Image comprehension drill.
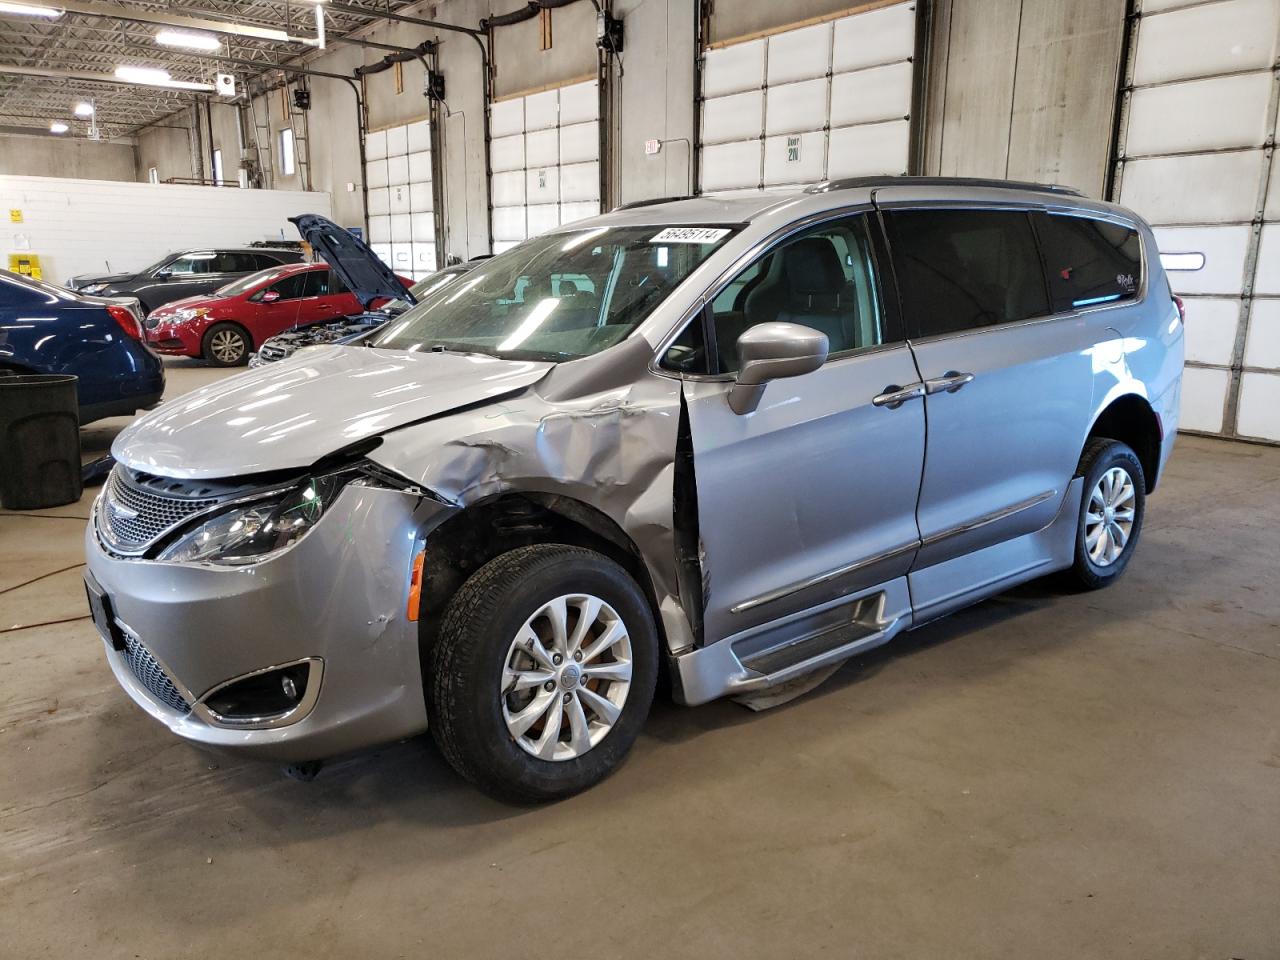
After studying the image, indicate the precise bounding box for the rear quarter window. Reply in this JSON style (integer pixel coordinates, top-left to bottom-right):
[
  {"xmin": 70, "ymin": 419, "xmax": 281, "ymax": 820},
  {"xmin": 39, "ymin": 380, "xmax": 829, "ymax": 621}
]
[
  {"xmin": 1033, "ymin": 213, "xmax": 1142, "ymax": 312},
  {"xmin": 884, "ymin": 208, "xmax": 1050, "ymax": 336}
]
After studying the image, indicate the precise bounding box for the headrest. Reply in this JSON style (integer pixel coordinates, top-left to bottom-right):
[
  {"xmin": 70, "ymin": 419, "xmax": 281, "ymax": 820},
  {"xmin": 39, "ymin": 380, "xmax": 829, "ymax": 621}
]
[{"xmin": 782, "ymin": 238, "xmax": 846, "ymax": 298}]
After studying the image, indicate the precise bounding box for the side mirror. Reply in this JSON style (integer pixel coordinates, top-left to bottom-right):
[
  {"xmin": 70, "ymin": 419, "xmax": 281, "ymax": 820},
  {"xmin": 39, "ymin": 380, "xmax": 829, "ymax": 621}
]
[
  {"xmin": 260, "ymin": 290, "xmax": 281, "ymax": 303},
  {"xmin": 728, "ymin": 322, "xmax": 829, "ymax": 415},
  {"xmin": 154, "ymin": 270, "xmax": 172, "ymax": 281}
]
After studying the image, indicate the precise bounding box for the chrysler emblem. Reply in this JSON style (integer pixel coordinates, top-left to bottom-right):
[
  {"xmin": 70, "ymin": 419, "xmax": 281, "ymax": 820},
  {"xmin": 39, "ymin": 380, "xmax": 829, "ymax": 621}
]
[{"xmin": 106, "ymin": 491, "xmax": 139, "ymax": 521}]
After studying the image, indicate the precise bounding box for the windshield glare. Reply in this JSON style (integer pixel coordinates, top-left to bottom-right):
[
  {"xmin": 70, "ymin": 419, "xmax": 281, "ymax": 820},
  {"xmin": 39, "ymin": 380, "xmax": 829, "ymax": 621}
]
[{"xmin": 371, "ymin": 225, "xmax": 735, "ymax": 361}]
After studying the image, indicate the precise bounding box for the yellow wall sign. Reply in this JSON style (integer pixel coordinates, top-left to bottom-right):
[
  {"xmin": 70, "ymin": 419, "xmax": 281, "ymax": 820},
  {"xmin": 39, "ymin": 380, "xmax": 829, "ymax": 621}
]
[
  {"xmin": 8, "ymin": 253, "xmax": 42, "ymax": 280},
  {"xmin": 9, "ymin": 209, "xmax": 22, "ymax": 223}
]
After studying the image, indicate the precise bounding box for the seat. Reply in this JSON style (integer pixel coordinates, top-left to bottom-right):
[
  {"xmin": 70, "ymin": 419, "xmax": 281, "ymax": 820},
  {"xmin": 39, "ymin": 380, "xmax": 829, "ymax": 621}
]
[{"xmin": 727, "ymin": 237, "xmax": 853, "ymax": 368}]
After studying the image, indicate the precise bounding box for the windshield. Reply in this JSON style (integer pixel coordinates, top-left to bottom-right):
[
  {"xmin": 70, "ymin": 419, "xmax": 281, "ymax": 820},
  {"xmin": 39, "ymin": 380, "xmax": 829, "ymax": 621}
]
[
  {"xmin": 371, "ymin": 224, "xmax": 736, "ymax": 361},
  {"xmin": 139, "ymin": 254, "xmax": 176, "ymax": 275},
  {"xmin": 216, "ymin": 267, "xmax": 290, "ymax": 298},
  {"xmin": 377, "ymin": 267, "xmax": 470, "ymax": 314}
]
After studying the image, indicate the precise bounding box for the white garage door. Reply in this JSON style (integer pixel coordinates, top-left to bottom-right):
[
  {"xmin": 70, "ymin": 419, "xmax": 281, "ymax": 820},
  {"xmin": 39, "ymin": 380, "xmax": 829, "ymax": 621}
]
[
  {"xmin": 489, "ymin": 79, "xmax": 601, "ymax": 254},
  {"xmin": 1113, "ymin": 0, "xmax": 1280, "ymax": 442},
  {"xmin": 366, "ymin": 118, "xmax": 438, "ymax": 281},
  {"xmin": 699, "ymin": 1, "xmax": 917, "ymax": 193}
]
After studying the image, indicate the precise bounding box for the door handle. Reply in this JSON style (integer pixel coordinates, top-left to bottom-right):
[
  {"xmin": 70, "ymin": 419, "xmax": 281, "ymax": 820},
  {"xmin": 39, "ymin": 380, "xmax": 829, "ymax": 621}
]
[
  {"xmin": 872, "ymin": 383, "xmax": 926, "ymax": 409},
  {"xmin": 924, "ymin": 370, "xmax": 975, "ymax": 395}
]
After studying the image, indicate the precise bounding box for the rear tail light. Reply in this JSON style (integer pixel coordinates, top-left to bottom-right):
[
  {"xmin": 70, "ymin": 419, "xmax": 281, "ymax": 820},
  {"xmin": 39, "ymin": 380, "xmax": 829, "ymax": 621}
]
[
  {"xmin": 106, "ymin": 304, "xmax": 143, "ymax": 340},
  {"xmin": 1172, "ymin": 295, "xmax": 1185, "ymax": 324}
]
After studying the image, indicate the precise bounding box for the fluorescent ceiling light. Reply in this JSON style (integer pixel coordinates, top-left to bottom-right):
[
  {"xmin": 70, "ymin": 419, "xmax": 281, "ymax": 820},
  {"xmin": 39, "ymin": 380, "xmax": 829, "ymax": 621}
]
[
  {"xmin": 0, "ymin": 2, "xmax": 63, "ymax": 18},
  {"xmin": 73, "ymin": 101, "xmax": 93, "ymax": 117},
  {"xmin": 155, "ymin": 29, "xmax": 221, "ymax": 51},
  {"xmin": 114, "ymin": 65, "xmax": 214, "ymax": 90},
  {"xmin": 49, "ymin": 120, "xmax": 68, "ymax": 133}
]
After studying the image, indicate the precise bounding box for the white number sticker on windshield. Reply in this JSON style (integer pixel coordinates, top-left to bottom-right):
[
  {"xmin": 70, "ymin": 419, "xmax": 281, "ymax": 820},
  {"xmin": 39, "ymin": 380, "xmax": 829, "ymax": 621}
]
[{"xmin": 649, "ymin": 227, "xmax": 730, "ymax": 244}]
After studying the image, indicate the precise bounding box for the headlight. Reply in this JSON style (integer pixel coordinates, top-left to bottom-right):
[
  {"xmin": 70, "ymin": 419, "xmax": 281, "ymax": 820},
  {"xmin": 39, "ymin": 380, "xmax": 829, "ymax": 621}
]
[
  {"xmin": 170, "ymin": 307, "xmax": 207, "ymax": 324},
  {"xmin": 158, "ymin": 471, "xmax": 364, "ymax": 565},
  {"xmin": 82, "ymin": 282, "xmax": 108, "ymax": 294}
]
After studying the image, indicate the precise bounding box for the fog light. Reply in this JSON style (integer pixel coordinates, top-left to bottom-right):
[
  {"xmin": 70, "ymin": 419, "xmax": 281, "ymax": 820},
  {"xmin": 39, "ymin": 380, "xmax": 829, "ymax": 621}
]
[{"xmin": 200, "ymin": 659, "xmax": 320, "ymax": 727}]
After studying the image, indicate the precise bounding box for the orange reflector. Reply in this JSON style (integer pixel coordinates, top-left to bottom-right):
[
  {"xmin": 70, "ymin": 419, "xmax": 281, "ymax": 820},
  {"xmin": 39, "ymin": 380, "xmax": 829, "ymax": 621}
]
[{"xmin": 406, "ymin": 549, "xmax": 426, "ymax": 621}]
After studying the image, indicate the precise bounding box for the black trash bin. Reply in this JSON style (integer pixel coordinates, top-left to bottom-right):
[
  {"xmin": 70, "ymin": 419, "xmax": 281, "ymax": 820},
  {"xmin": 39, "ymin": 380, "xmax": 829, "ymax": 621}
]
[{"xmin": 0, "ymin": 374, "xmax": 82, "ymax": 510}]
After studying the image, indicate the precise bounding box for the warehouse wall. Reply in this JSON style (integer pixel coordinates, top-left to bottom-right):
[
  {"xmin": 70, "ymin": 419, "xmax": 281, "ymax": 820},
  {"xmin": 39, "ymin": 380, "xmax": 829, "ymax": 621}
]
[
  {"xmin": 0, "ymin": 175, "xmax": 331, "ymax": 284},
  {"xmin": 207, "ymin": 102, "xmax": 242, "ymax": 184},
  {"xmin": 614, "ymin": 0, "xmax": 698, "ymax": 204},
  {"xmin": 923, "ymin": 0, "xmax": 1127, "ymax": 197},
  {"xmin": 136, "ymin": 121, "xmax": 194, "ymax": 184},
  {"xmin": 225, "ymin": 0, "xmax": 1133, "ymax": 252},
  {"xmin": 0, "ymin": 135, "xmax": 138, "ymax": 182}
]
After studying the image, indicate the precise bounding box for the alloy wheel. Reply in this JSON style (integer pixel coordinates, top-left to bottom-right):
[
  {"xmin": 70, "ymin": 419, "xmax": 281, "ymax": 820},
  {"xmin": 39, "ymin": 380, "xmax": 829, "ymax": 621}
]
[
  {"xmin": 210, "ymin": 329, "xmax": 244, "ymax": 364},
  {"xmin": 500, "ymin": 593, "xmax": 633, "ymax": 762},
  {"xmin": 1085, "ymin": 466, "xmax": 1136, "ymax": 567}
]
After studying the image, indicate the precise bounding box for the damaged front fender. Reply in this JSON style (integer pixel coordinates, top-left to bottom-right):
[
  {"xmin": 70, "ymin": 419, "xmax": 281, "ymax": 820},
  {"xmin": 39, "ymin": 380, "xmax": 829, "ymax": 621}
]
[{"xmin": 369, "ymin": 337, "xmax": 698, "ymax": 656}]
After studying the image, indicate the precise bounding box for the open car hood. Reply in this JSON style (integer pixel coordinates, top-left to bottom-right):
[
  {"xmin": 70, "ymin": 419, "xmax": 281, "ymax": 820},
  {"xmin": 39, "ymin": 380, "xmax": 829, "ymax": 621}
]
[
  {"xmin": 112, "ymin": 345, "xmax": 553, "ymax": 479},
  {"xmin": 291, "ymin": 214, "xmax": 414, "ymax": 310}
]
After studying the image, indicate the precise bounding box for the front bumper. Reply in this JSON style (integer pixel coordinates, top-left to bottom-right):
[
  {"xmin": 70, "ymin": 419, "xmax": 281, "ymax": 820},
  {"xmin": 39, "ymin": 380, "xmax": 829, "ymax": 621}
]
[
  {"xmin": 144, "ymin": 321, "xmax": 201, "ymax": 356},
  {"xmin": 84, "ymin": 483, "xmax": 454, "ymax": 762}
]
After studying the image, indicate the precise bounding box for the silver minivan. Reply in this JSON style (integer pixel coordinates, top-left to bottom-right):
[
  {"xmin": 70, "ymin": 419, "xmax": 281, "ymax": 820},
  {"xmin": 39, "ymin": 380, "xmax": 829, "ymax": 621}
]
[{"xmin": 84, "ymin": 178, "xmax": 1184, "ymax": 801}]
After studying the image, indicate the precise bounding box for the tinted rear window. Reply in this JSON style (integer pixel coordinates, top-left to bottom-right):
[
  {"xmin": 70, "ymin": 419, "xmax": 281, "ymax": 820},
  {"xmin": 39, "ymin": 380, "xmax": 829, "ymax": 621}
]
[
  {"xmin": 885, "ymin": 209, "xmax": 1049, "ymax": 337},
  {"xmin": 1034, "ymin": 213, "xmax": 1142, "ymax": 312}
]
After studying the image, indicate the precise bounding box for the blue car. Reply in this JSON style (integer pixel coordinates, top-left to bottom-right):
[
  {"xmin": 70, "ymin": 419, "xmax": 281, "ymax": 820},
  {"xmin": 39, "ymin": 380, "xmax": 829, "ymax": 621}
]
[{"xmin": 0, "ymin": 270, "xmax": 165, "ymax": 424}]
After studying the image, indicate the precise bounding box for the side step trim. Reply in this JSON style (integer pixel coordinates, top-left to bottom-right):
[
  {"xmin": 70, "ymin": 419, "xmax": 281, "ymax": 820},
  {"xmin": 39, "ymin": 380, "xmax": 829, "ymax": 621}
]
[{"xmin": 670, "ymin": 578, "xmax": 914, "ymax": 707}]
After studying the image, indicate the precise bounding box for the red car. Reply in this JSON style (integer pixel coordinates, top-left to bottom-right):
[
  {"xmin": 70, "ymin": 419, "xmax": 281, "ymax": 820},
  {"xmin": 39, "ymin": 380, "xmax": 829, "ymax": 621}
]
[{"xmin": 144, "ymin": 262, "xmax": 411, "ymax": 366}]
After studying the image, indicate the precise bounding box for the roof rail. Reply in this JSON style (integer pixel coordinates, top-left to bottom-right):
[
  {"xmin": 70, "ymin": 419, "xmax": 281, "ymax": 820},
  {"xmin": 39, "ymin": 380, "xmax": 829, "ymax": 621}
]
[
  {"xmin": 805, "ymin": 176, "xmax": 1085, "ymax": 198},
  {"xmin": 611, "ymin": 194, "xmax": 694, "ymax": 211}
]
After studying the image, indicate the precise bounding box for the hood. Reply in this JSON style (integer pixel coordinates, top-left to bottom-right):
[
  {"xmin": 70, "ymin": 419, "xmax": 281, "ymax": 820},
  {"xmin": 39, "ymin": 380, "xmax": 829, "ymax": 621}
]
[
  {"xmin": 111, "ymin": 345, "xmax": 553, "ymax": 479},
  {"xmin": 70, "ymin": 271, "xmax": 134, "ymax": 289},
  {"xmin": 290, "ymin": 214, "xmax": 413, "ymax": 310},
  {"xmin": 149, "ymin": 294, "xmax": 212, "ymax": 315}
]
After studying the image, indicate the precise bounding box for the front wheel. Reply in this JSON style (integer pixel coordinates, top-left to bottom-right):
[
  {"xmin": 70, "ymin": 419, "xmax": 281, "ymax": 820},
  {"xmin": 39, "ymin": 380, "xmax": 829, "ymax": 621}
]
[
  {"xmin": 428, "ymin": 544, "xmax": 658, "ymax": 803},
  {"xmin": 202, "ymin": 322, "xmax": 251, "ymax": 366},
  {"xmin": 1066, "ymin": 438, "xmax": 1146, "ymax": 590}
]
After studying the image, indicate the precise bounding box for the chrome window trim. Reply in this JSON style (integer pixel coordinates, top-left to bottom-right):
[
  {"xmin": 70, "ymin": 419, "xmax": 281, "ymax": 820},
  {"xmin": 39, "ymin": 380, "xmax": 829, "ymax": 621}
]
[
  {"xmin": 647, "ymin": 198, "xmax": 1151, "ymax": 378},
  {"xmin": 647, "ymin": 202, "xmax": 880, "ymax": 381}
]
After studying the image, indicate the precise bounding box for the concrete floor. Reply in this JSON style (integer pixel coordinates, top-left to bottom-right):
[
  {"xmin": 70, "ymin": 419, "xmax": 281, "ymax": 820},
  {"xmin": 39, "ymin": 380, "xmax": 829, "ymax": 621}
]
[{"xmin": 2, "ymin": 359, "xmax": 1278, "ymax": 959}]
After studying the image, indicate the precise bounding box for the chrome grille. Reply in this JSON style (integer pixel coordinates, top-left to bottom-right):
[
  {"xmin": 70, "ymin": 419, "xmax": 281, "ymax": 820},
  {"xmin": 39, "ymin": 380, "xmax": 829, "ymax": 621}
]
[
  {"xmin": 257, "ymin": 342, "xmax": 288, "ymax": 362},
  {"xmin": 119, "ymin": 631, "xmax": 190, "ymax": 714},
  {"xmin": 99, "ymin": 467, "xmax": 220, "ymax": 555}
]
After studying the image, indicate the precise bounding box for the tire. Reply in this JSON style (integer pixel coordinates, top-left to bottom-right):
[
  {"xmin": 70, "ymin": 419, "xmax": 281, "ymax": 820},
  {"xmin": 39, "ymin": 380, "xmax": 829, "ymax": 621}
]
[
  {"xmin": 202, "ymin": 322, "xmax": 251, "ymax": 366},
  {"xmin": 429, "ymin": 544, "xmax": 659, "ymax": 803},
  {"xmin": 1066, "ymin": 438, "xmax": 1146, "ymax": 590}
]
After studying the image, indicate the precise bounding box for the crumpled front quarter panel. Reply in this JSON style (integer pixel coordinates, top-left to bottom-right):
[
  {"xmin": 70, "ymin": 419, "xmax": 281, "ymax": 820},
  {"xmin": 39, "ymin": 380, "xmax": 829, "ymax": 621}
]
[{"xmin": 368, "ymin": 367, "xmax": 689, "ymax": 649}]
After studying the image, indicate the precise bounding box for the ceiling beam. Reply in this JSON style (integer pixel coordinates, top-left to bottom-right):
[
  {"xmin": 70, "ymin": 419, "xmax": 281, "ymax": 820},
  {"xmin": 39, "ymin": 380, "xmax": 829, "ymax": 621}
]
[
  {"xmin": 5, "ymin": 0, "xmax": 313, "ymax": 43},
  {"xmin": 322, "ymin": 1, "xmax": 485, "ymax": 38},
  {"xmin": 0, "ymin": 1, "xmax": 433, "ymax": 53},
  {"xmin": 0, "ymin": 62, "xmax": 206, "ymax": 93}
]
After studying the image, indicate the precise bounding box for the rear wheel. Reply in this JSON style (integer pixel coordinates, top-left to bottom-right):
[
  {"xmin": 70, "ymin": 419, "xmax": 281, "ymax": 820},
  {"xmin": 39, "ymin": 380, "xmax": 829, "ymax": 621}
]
[
  {"xmin": 1066, "ymin": 438, "xmax": 1146, "ymax": 590},
  {"xmin": 202, "ymin": 323, "xmax": 251, "ymax": 366},
  {"xmin": 428, "ymin": 544, "xmax": 658, "ymax": 803}
]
